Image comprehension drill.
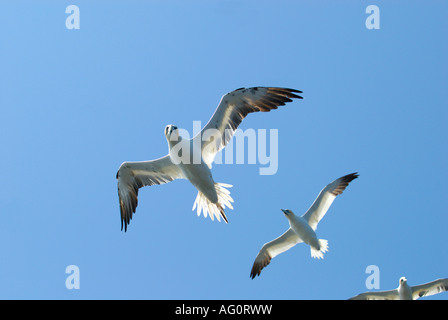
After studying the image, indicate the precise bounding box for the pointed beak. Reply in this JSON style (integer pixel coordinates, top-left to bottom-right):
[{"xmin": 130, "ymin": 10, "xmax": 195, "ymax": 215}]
[{"xmin": 281, "ymin": 209, "xmax": 287, "ymax": 215}]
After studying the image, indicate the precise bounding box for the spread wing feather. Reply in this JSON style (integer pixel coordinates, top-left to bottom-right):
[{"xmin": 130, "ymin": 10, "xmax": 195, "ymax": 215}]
[
  {"xmin": 116, "ymin": 155, "xmax": 184, "ymax": 231},
  {"xmin": 196, "ymin": 87, "xmax": 303, "ymax": 166}
]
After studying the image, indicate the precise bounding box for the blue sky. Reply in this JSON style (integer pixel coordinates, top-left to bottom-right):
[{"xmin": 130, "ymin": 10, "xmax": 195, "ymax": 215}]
[{"xmin": 0, "ymin": 1, "xmax": 447, "ymax": 299}]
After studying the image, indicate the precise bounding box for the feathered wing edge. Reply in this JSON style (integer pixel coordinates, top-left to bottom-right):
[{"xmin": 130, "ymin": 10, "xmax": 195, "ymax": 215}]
[
  {"xmin": 198, "ymin": 87, "xmax": 303, "ymax": 166},
  {"xmin": 117, "ymin": 155, "xmax": 184, "ymax": 231},
  {"xmin": 303, "ymin": 172, "xmax": 359, "ymax": 230},
  {"xmin": 250, "ymin": 228, "xmax": 302, "ymax": 279}
]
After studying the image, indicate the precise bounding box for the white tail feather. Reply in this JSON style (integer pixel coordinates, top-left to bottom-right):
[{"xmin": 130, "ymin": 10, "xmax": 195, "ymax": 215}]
[
  {"xmin": 192, "ymin": 183, "xmax": 234, "ymax": 222},
  {"xmin": 310, "ymin": 239, "xmax": 329, "ymax": 259}
]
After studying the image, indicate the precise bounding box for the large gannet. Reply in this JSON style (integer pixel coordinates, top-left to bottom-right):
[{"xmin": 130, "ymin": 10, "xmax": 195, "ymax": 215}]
[
  {"xmin": 116, "ymin": 87, "xmax": 303, "ymax": 231},
  {"xmin": 349, "ymin": 277, "xmax": 448, "ymax": 300},
  {"xmin": 250, "ymin": 173, "xmax": 358, "ymax": 279}
]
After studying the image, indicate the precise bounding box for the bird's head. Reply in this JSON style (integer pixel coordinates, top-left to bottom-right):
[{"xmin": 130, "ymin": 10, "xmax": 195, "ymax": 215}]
[
  {"xmin": 399, "ymin": 277, "xmax": 408, "ymax": 286},
  {"xmin": 164, "ymin": 124, "xmax": 180, "ymax": 142},
  {"xmin": 281, "ymin": 209, "xmax": 294, "ymax": 218}
]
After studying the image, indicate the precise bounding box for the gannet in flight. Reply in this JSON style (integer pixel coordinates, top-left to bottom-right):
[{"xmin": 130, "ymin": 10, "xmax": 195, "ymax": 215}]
[
  {"xmin": 250, "ymin": 172, "xmax": 358, "ymax": 279},
  {"xmin": 349, "ymin": 277, "xmax": 448, "ymax": 300},
  {"xmin": 116, "ymin": 87, "xmax": 303, "ymax": 231}
]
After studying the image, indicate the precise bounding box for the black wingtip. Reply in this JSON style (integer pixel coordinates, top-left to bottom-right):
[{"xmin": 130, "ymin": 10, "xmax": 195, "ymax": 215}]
[
  {"xmin": 331, "ymin": 172, "xmax": 359, "ymax": 196},
  {"xmin": 344, "ymin": 172, "xmax": 360, "ymax": 181},
  {"xmin": 237, "ymin": 86, "xmax": 304, "ymax": 99},
  {"xmin": 267, "ymin": 87, "xmax": 304, "ymax": 99},
  {"xmin": 121, "ymin": 216, "xmax": 128, "ymax": 232}
]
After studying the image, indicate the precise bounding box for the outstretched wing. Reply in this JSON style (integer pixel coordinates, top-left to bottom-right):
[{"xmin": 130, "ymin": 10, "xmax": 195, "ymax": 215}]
[
  {"xmin": 250, "ymin": 228, "xmax": 303, "ymax": 279},
  {"xmin": 411, "ymin": 278, "xmax": 448, "ymax": 299},
  {"xmin": 116, "ymin": 155, "xmax": 184, "ymax": 231},
  {"xmin": 196, "ymin": 87, "xmax": 303, "ymax": 167},
  {"xmin": 349, "ymin": 289, "xmax": 399, "ymax": 300},
  {"xmin": 303, "ymin": 173, "xmax": 359, "ymax": 230}
]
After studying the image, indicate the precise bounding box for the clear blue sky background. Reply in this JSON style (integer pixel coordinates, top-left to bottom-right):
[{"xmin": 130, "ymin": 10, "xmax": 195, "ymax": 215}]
[{"xmin": 0, "ymin": 1, "xmax": 447, "ymax": 300}]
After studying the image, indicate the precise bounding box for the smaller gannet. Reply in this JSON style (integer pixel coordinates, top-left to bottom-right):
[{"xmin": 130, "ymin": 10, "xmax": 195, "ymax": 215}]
[
  {"xmin": 349, "ymin": 277, "xmax": 448, "ymax": 300},
  {"xmin": 250, "ymin": 173, "xmax": 359, "ymax": 279}
]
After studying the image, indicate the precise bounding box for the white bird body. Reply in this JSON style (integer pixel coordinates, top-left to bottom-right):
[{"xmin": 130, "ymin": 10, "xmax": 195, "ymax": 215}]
[
  {"xmin": 398, "ymin": 280, "xmax": 413, "ymax": 300},
  {"xmin": 179, "ymin": 162, "xmax": 217, "ymax": 203},
  {"xmin": 350, "ymin": 276, "xmax": 448, "ymax": 300},
  {"xmin": 117, "ymin": 87, "xmax": 303, "ymax": 231},
  {"xmin": 167, "ymin": 134, "xmax": 218, "ymax": 203},
  {"xmin": 250, "ymin": 172, "xmax": 358, "ymax": 279},
  {"xmin": 286, "ymin": 213, "xmax": 320, "ymax": 252}
]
